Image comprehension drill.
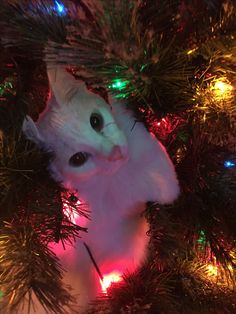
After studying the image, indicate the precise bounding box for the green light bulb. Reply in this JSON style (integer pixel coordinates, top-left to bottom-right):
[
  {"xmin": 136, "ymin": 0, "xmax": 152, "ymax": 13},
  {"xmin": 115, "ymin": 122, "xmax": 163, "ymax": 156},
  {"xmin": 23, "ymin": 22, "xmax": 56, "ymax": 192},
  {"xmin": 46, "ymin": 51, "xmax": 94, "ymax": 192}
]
[
  {"xmin": 197, "ymin": 230, "xmax": 207, "ymax": 244},
  {"xmin": 109, "ymin": 79, "xmax": 127, "ymax": 91}
]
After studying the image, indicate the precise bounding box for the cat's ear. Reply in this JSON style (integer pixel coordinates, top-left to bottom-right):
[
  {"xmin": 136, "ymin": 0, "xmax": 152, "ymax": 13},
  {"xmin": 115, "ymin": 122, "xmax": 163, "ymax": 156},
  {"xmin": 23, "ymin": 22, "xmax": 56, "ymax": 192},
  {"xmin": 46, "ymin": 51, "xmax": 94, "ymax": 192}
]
[
  {"xmin": 47, "ymin": 66, "xmax": 87, "ymax": 105},
  {"xmin": 22, "ymin": 115, "xmax": 44, "ymax": 145}
]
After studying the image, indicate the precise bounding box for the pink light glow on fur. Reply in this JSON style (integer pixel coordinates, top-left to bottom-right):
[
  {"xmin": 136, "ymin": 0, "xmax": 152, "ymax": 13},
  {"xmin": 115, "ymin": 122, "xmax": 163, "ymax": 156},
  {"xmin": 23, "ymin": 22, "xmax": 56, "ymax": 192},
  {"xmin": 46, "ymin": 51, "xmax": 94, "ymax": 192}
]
[{"xmin": 100, "ymin": 271, "xmax": 123, "ymax": 293}]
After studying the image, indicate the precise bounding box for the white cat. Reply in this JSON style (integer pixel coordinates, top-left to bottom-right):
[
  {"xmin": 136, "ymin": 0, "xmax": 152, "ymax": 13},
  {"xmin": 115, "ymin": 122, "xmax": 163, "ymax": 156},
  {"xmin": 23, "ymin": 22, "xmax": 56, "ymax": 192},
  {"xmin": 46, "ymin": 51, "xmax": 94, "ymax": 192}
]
[{"xmin": 23, "ymin": 67, "xmax": 179, "ymax": 313}]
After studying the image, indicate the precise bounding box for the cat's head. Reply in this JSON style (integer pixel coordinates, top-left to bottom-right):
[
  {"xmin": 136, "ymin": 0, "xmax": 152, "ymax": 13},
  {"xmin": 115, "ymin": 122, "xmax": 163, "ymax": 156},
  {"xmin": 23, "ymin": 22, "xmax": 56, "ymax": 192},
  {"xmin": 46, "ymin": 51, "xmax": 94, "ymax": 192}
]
[{"xmin": 23, "ymin": 67, "xmax": 129, "ymax": 184}]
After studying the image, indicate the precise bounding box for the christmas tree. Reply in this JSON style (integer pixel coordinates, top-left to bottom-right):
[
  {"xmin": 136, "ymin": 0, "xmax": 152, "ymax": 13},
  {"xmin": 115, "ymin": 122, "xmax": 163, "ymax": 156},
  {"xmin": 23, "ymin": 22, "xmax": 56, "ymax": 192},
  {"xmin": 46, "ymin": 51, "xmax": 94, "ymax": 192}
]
[{"xmin": 0, "ymin": 0, "xmax": 235, "ymax": 313}]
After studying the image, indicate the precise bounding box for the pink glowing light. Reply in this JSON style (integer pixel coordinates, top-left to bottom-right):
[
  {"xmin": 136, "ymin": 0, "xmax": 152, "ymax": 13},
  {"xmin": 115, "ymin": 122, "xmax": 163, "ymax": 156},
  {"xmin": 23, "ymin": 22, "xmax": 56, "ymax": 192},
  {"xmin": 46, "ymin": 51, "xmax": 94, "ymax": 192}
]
[
  {"xmin": 100, "ymin": 271, "xmax": 123, "ymax": 293},
  {"xmin": 52, "ymin": 192, "xmax": 85, "ymax": 256},
  {"xmin": 63, "ymin": 201, "xmax": 79, "ymax": 224},
  {"xmin": 61, "ymin": 192, "xmax": 81, "ymax": 224}
]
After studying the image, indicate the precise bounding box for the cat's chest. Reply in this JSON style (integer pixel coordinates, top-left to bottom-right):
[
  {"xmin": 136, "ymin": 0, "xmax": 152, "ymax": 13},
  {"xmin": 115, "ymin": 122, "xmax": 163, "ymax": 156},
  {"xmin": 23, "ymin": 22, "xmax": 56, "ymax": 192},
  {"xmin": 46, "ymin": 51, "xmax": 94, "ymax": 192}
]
[
  {"xmin": 58, "ymin": 202, "xmax": 149, "ymax": 273},
  {"xmin": 80, "ymin": 201, "xmax": 149, "ymax": 264}
]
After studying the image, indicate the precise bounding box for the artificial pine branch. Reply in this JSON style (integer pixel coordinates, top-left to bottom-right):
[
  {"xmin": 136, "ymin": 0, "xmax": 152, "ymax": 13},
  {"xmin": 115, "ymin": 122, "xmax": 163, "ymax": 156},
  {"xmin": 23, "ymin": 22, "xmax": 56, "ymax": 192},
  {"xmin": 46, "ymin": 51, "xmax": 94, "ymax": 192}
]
[
  {"xmin": 0, "ymin": 221, "xmax": 77, "ymax": 314},
  {"xmin": 0, "ymin": 130, "xmax": 88, "ymax": 313},
  {"xmin": 0, "ymin": 0, "xmax": 68, "ymax": 48},
  {"xmin": 0, "ymin": 0, "xmax": 195, "ymax": 117},
  {"xmin": 86, "ymin": 257, "xmax": 235, "ymax": 313}
]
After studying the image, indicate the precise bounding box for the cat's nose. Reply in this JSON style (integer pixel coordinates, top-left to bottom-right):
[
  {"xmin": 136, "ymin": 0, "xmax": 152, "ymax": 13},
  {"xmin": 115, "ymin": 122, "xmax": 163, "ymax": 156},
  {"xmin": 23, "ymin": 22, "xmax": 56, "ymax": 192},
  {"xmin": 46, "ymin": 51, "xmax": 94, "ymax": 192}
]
[{"xmin": 108, "ymin": 145, "xmax": 124, "ymax": 161}]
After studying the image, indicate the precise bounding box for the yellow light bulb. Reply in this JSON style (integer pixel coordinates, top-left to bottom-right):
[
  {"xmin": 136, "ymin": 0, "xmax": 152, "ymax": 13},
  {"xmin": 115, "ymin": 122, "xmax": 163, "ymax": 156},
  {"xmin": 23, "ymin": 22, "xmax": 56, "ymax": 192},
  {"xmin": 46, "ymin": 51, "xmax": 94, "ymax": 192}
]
[
  {"xmin": 210, "ymin": 78, "xmax": 233, "ymax": 103},
  {"xmin": 187, "ymin": 48, "xmax": 197, "ymax": 55},
  {"xmin": 213, "ymin": 80, "xmax": 233, "ymax": 94},
  {"xmin": 206, "ymin": 264, "xmax": 218, "ymax": 276}
]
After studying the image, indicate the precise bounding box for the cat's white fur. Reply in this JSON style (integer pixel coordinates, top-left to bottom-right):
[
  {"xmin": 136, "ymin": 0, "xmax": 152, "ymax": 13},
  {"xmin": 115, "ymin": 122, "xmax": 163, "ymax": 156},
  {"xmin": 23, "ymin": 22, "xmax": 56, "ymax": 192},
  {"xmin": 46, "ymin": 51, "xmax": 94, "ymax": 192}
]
[{"xmin": 22, "ymin": 67, "xmax": 179, "ymax": 313}]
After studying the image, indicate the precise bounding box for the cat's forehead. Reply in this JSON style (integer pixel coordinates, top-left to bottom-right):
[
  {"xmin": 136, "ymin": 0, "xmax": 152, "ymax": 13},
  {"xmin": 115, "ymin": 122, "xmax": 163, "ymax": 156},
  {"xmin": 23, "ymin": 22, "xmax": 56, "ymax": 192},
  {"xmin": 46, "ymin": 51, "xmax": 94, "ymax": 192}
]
[{"xmin": 67, "ymin": 89, "xmax": 111, "ymax": 115}]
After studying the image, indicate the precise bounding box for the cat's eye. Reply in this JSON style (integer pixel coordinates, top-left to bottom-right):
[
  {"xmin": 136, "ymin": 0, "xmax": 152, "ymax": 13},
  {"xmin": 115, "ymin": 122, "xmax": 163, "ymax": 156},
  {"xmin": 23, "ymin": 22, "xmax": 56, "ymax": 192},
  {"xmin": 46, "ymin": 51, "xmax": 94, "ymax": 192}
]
[
  {"xmin": 69, "ymin": 152, "xmax": 90, "ymax": 167},
  {"xmin": 90, "ymin": 113, "xmax": 104, "ymax": 132}
]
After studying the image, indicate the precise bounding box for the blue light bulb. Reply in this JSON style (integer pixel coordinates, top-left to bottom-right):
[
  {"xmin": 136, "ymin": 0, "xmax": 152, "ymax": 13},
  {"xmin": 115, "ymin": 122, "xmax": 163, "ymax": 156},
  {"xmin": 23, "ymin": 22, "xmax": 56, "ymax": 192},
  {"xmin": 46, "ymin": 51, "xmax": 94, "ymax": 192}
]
[
  {"xmin": 224, "ymin": 160, "xmax": 235, "ymax": 168},
  {"xmin": 55, "ymin": 1, "xmax": 65, "ymax": 15}
]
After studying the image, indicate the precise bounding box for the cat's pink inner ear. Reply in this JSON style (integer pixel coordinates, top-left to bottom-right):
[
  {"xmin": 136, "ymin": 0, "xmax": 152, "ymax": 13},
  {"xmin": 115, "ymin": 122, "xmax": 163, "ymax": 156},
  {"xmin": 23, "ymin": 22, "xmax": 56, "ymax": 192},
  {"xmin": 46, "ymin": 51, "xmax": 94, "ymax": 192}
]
[{"xmin": 47, "ymin": 66, "xmax": 88, "ymax": 104}]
